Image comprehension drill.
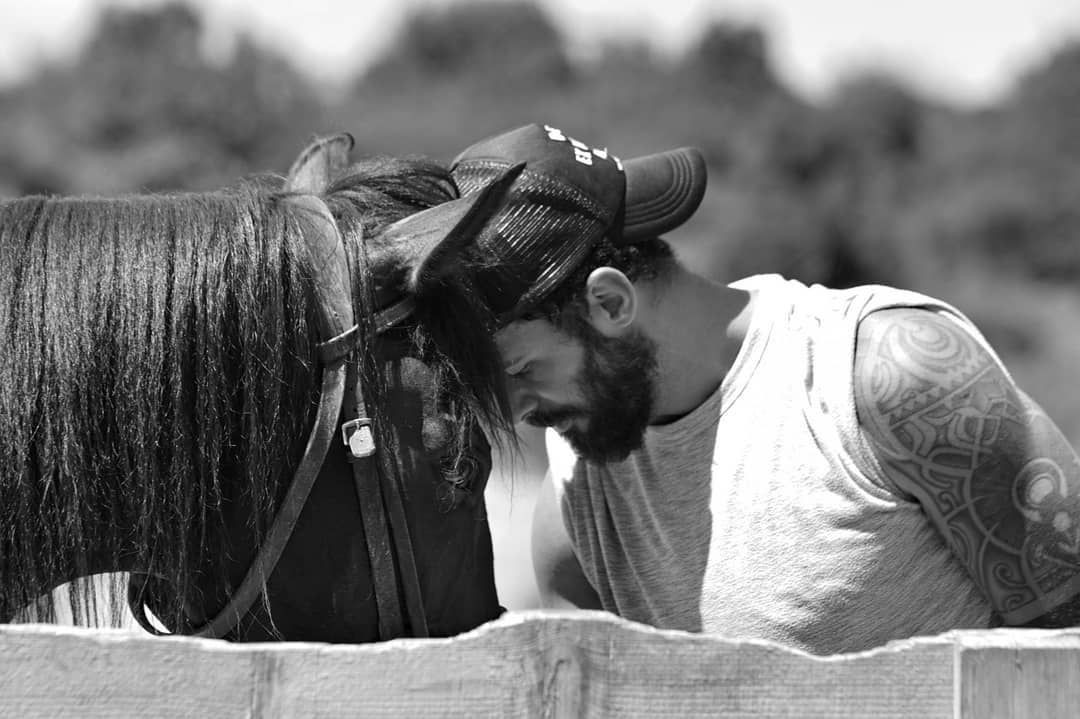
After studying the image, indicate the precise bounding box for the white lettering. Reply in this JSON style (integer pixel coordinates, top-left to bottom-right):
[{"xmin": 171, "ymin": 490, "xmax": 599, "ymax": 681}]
[
  {"xmin": 544, "ymin": 125, "xmax": 567, "ymax": 142},
  {"xmin": 573, "ymin": 147, "xmax": 594, "ymax": 165},
  {"xmin": 543, "ymin": 127, "xmax": 623, "ymax": 172}
]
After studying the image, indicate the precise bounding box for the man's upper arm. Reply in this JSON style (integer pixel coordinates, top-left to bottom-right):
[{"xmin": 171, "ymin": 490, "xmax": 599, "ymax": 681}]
[
  {"xmin": 531, "ymin": 471, "xmax": 602, "ymax": 610},
  {"xmin": 853, "ymin": 306, "xmax": 1080, "ymax": 625}
]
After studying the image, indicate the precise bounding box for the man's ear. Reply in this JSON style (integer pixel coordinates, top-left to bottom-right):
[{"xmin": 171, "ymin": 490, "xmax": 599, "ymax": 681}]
[{"xmin": 584, "ymin": 268, "xmax": 636, "ymax": 335}]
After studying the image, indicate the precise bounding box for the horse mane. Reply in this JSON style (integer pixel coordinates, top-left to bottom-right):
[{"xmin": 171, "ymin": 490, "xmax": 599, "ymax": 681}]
[
  {"xmin": 0, "ymin": 184, "xmax": 324, "ymax": 627},
  {"xmin": 0, "ymin": 158, "xmax": 512, "ymax": 630}
]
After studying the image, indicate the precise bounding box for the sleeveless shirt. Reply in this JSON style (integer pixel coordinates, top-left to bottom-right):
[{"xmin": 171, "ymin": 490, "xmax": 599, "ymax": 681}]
[{"xmin": 547, "ymin": 274, "xmax": 995, "ymax": 655}]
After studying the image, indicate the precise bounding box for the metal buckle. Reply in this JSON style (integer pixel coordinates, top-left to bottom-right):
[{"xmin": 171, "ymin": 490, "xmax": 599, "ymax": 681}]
[{"xmin": 342, "ymin": 418, "xmax": 376, "ymax": 459}]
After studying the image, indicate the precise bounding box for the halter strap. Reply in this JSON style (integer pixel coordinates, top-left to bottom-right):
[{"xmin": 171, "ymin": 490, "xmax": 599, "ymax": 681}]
[
  {"xmin": 343, "ymin": 353, "xmax": 431, "ymax": 639},
  {"xmin": 317, "ymin": 297, "xmax": 417, "ymax": 367}
]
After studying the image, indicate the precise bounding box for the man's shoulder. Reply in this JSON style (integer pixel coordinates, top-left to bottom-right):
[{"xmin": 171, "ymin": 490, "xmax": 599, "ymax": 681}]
[
  {"xmin": 853, "ymin": 305, "xmax": 991, "ymax": 371},
  {"xmin": 852, "ymin": 306, "xmax": 1004, "ymax": 441}
]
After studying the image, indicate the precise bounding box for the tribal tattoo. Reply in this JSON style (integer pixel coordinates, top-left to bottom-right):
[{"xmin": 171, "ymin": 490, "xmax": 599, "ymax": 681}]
[{"xmin": 853, "ymin": 308, "xmax": 1080, "ymax": 624}]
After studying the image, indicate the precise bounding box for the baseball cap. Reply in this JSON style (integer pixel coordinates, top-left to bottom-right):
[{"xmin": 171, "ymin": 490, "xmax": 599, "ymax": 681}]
[{"xmin": 450, "ymin": 123, "xmax": 707, "ymax": 324}]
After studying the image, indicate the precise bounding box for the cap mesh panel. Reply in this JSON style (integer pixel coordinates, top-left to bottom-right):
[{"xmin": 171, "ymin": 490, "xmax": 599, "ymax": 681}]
[{"xmin": 453, "ymin": 163, "xmax": 611, "ymax": 323}]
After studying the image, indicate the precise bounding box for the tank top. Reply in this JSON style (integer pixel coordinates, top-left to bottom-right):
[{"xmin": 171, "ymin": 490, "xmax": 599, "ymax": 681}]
[{"xmin": 548, "ymin": 274, "xmax": 995, "ymax": 655}]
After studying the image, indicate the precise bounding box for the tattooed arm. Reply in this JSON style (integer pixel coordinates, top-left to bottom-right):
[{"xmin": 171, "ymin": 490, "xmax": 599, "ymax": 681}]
[{"xmin": 853, "ymin": 307, "xmax": 1080, "ymax": 626}]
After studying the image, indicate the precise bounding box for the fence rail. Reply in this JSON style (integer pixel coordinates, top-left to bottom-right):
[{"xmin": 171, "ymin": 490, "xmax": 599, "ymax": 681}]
[{"xmin": 1, "ymin": 610, "xmax": 1079, "ymax": 717}]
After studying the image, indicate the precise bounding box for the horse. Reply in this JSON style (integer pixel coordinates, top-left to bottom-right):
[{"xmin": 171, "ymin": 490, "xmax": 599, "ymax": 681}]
[{"xmin": 0, "ymin": 133, "xmax": 522, "ymax": 642}]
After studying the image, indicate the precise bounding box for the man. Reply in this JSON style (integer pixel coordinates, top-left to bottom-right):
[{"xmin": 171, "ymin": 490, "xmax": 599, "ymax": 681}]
[{"xmin": 449, "ymin": 123, "xmax": 1080, "ymax": 655}]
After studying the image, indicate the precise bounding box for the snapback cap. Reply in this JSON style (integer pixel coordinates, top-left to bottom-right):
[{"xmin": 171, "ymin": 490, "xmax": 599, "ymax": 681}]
[{"xmin": 450, "ymin": 123, "xmax": 707, "ymax": 323}]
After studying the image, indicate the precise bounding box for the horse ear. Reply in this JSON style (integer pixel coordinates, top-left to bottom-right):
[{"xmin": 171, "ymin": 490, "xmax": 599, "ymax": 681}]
[
  {"xmin": 286, "ymin": 133, "xmax": 354, "ymax": 193},
  {"xmin": 377, "ymin": 163, "xmax": 524, "ymax": 296}
]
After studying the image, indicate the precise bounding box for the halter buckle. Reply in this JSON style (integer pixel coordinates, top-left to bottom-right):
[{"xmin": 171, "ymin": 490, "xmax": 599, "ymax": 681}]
[{"xmin": 342, "ymin": 418, "xmax": 376, "ymax": 459}]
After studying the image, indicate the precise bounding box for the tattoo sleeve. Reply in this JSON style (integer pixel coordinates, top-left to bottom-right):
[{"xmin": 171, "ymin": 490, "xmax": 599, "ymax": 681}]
[{"xmin": 853, "ymin": 307, "xmax": 1080, "ymax": 625}]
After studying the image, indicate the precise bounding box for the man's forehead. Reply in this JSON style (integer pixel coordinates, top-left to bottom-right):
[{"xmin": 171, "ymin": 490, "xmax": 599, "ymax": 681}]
[
  {"xmin": 494, "ymin": 319, "xmax": 550, "ymax": 349},
  {"xmin": 495, "ymin": 318, "xmax": 580, "ymax": 357}
]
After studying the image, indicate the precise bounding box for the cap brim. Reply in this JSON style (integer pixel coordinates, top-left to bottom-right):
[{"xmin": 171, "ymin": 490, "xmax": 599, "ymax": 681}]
[{"xmin": 621, "ymin": 147, "xmax": 707, "ymax": 242}]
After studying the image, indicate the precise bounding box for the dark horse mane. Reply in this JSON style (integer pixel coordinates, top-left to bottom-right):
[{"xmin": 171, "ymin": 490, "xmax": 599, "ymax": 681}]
[{"xmin": 0, "ymin": 156, "xmax": 510, "ymax": 629}]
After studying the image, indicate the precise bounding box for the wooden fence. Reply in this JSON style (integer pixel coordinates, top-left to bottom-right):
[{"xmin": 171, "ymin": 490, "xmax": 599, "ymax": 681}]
[{"xmin": 1, "ymin": 610, "xmax": 1079, "ymax": 717}]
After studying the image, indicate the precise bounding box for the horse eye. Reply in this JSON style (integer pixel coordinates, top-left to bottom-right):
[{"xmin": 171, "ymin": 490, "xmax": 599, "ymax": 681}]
[{"xmin": 420, "ymin": 415, "xmax": 453, "ymax": 456}]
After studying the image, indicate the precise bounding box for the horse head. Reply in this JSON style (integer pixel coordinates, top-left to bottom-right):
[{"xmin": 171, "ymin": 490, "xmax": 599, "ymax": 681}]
[
  {"xmin": 184, "ymin": 135, "xmax": 525, "ymax": 641},
  {"xmin": 224, "ymin": 134, "xmax": 523, "ymax": 641}
]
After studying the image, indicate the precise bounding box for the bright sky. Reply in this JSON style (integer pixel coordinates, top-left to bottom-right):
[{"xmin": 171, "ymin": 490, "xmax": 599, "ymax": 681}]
[{"xmin": 3, "ymin": 0, "xmax": 1080, "ymax": 105}]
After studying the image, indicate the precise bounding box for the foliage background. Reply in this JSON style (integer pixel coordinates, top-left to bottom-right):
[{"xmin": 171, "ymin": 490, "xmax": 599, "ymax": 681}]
[{"xmin": 4, "ymin": 1, "xmax": 1080, "ymax": 612}]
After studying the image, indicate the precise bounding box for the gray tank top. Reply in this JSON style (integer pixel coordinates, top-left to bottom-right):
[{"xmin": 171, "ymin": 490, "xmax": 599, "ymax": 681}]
[{"xmin": 548, "ymin": 274, "xmax": 994, "ymax": 655}]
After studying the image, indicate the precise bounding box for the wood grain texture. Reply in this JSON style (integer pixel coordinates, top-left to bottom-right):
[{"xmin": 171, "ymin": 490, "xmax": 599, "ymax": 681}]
[
  {"xmin": 1, "ymin": 611, "xmax": 1078, "ymax": 718},
  {"xmin": 958, "ymin": 630, "xmax": 1080, "ymax": 719}
]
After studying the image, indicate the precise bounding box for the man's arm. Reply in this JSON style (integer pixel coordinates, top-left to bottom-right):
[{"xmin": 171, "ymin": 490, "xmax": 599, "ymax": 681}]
[
  {"xmin": 531, "ymin": 471, "xmax": 602, "ymax": 610},
  {"xmin": 853, "ymin": 307, "xmax": 1080, "ymax": 626}
]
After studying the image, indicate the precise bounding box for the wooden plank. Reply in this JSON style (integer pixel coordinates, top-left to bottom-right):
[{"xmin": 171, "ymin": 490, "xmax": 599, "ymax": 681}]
[
  {"xmin": 4, "ymin": 612, "xmax": 1079, "ymax": 718},
  {"xmin": 521, "ymin": 615, "xmax": 955, "ymax": 718},
  {"xmin": 958, "ymin": 629, "xmax": 1080, "ymax": 719},
  {"xmin": 0, "ymin": 626, "xmax": 254, "ymax": 718}
]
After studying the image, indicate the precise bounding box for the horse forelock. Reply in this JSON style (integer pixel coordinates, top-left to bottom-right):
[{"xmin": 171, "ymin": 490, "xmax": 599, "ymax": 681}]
[{"xmin": 0, "ymin": 187, "xmax": 323, "ymax": 628}]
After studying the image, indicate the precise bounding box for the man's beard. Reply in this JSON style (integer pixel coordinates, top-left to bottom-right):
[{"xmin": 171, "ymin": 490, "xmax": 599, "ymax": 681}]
[{"xmin": 534, "ymin": 324, "xmax": 658, "ymax": 463}]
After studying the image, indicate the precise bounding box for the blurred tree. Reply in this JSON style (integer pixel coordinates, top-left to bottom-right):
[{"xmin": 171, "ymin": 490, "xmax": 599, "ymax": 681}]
[
  {"xmin": 342, "ymin": 1, "xmax": 573, "ymax": 158},
  {"xmin": 361, "ymin": 1, "xmax": 572, "ymax": 91},
  {"xmin": 683, "ymin": 21, "xmax": 780, "ymax": 110},
  {"xmin": 895, "ymin": 39, "xmax": 1080, "ymax": 286},
  {"xmin": 1007, "ymin": 39, "xmax": 1080, "ymax": 159},
  {"xmin": 812, "ymin": 73, "xmax": 927, "ymax": 288},
  {"xmin": 905, "ymin": 165, "xmax": 1080, "ymax": 282},
  {"xmin": 825, "ymin": 74, "xmax": 923, "ymax": 160},
  {"xmin": 0, "ymin": 2, "xmax": 323, "ymax": 194}
]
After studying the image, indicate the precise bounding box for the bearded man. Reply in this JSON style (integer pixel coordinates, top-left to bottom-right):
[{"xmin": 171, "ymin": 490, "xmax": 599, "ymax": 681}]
[{"xmin": 448, "ymin": 123, "xmax": 1080, "ymax": 655}]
